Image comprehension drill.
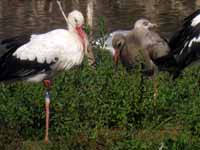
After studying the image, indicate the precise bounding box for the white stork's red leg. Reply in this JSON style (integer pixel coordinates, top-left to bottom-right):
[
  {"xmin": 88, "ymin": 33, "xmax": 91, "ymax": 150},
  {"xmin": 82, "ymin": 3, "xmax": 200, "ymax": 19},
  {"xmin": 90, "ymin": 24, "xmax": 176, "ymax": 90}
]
[{"xmin": 43, "ymin": 79, "xmax": 52, "ymax": 144}]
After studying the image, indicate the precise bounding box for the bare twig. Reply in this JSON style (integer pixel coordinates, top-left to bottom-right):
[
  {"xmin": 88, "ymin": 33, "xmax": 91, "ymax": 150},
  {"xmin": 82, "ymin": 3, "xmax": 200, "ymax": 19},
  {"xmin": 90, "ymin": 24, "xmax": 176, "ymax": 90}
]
[{"xmin": 56, "ymin": 0, "xmax": 69, "ymax": 25}]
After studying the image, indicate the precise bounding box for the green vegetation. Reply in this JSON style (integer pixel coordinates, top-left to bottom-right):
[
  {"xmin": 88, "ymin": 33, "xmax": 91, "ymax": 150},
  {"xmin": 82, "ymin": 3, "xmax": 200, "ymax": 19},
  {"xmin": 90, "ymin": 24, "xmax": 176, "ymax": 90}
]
[{"xmin": 0, "ymin": 49, "xmax": 199, "ymax": 150}]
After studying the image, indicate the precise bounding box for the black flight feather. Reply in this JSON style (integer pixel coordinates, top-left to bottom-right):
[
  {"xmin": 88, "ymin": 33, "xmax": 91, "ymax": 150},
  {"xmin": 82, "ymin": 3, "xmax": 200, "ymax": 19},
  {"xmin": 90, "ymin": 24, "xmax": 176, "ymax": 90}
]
[{"xmin": 0, "ymin": 34, "xmax": 56, "ymax": 81}]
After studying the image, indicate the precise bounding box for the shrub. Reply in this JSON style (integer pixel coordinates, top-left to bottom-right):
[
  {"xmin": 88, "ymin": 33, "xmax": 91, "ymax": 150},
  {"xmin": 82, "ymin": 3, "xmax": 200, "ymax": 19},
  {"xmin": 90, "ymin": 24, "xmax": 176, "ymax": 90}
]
[{"xmin": 0, "ymin": 49, "xmax": 199, "ymax": 149}]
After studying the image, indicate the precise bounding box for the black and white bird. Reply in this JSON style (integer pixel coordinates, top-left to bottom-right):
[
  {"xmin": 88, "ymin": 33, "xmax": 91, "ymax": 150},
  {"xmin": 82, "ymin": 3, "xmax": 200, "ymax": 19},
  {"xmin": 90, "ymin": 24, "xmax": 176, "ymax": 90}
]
[
  {"xmin": 154, "ymin": 9, "xmax": 200, "ymax": 77},
  {"xmin": 0, "ymin": 10, "xmax": 96, "ymax": 143}
]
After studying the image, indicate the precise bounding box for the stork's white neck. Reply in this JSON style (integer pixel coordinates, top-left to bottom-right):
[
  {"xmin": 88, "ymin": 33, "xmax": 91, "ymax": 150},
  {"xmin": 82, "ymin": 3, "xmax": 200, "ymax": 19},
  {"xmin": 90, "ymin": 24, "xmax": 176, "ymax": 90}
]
[
  {"xmin": 68, "ymin": 24, "xmax": 76, "ymax": 32},
  {"xmin": 70, "ymin": 25, "xmax": 86, "ymax": 50}
]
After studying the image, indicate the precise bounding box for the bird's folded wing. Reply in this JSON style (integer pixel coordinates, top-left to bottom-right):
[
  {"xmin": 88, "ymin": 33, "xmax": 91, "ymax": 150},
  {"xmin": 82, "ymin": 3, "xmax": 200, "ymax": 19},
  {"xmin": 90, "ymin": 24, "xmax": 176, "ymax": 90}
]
[{"xmin": 0, "ymin": 34, "xmax": 56, "ymax": 81}]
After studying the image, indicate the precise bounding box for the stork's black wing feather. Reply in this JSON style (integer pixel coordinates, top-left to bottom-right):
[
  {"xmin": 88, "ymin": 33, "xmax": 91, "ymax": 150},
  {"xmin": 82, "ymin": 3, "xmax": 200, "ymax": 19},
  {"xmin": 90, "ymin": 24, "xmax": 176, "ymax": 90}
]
[
  {"xmin": 0, "ymin": 34, "xmax": 55, "ymax": 81},
  {"xmin": 151, "ymin": 10, "xmax": 200, "ymax": 78},
  {"xmin": 168, "ymin": 9, "xmax": 200, "ymax": 70},
  {"xmin": 169, "ymin": 9, "xmax": 200, "ymax": 52},
  {"xmin": 0, "ymin": 34, "xmax": 31, "ymax": 57}
]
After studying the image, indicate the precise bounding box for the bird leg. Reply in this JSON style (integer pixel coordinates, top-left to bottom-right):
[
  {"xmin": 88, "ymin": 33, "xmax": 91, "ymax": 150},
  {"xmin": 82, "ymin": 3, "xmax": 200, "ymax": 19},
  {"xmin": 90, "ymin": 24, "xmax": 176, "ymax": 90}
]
[
  {"xmin": 43, "ymin": 79, "xmax": 52, "ymax": 144},
  {"xmin": 43, "ymin": 79, "xmax": 52, "ymax": 90},
  {"xmin": 153, "ymin": 76, "xmax": 158, "ymax": 113}
]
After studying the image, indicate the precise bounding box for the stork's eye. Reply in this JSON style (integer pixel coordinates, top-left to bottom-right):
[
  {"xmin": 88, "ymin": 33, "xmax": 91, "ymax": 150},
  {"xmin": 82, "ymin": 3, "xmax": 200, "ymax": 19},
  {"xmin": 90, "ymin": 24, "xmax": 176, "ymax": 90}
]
[
  {"xmin": 143, "ymin": 21, "xmax": 148, "ymax": 26},
  {"xmin": 74, "ymin": 19, "xmax": 78, "ymax": 23},
  {"xmin": 117, "ymin": 41, "xmax": 122, "ymax": 48}
]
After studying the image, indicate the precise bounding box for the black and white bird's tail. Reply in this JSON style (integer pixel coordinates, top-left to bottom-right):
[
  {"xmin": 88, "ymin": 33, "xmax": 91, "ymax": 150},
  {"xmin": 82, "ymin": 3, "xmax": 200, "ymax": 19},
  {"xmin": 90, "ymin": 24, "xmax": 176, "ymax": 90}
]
[
  {"xmin": 0, "ymin": 35, "xmax": 31, "ymax": 81},
  {"xmin": 0, "ymin": 35, "xmax": 30, "ymax": 57},
  {"xmin": 169, "ymin": 9, "xmax": 200, "ymax": 53}
]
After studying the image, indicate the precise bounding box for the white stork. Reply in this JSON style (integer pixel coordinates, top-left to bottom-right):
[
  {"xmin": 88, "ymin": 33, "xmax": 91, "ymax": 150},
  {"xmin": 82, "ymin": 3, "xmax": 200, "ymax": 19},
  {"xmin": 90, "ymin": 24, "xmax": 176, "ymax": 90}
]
[{"xmin": 0, "ymin": 10, "xmax": 96, "ymax": 143}]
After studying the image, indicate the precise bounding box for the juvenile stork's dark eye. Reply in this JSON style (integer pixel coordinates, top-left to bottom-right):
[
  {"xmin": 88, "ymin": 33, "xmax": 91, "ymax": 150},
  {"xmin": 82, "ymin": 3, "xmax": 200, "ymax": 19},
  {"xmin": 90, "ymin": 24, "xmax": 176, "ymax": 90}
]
[
  {"xmin": 117, "ymin": 41, "xmax": 122, "ymax": 48},
  {"xmin": 143, "ymin": 21, "xmax": 148, "ymax": 26}
]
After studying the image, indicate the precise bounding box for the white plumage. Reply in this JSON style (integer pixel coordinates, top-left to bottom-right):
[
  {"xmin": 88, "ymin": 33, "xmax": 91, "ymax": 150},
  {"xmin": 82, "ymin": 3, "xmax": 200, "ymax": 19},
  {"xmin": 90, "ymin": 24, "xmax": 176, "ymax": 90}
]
[
  {"xmin": 188, "ymin": 36, "xmax": 200, "ymax": 47},
  {"xmin": 191, "ymin": 14, "xmax": 200, "ymax": 26},
  {"xmin": 0, "ymin": 10, "xmax": 94, "ymax": 83},
  {"xmin": 13, "ymin": 29, "xmax": 85, "ymax": 82},
  {"xmin": 0, "ymin": 10, "xmax": 95, "ymax": 143}
]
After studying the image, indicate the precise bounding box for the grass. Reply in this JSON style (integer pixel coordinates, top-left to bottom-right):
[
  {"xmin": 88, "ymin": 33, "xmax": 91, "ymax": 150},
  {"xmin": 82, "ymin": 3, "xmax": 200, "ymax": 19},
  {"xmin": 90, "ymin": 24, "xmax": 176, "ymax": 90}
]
[{"xmin": 0, "ymin": 49, "xmax": 199, "ymax": 150}]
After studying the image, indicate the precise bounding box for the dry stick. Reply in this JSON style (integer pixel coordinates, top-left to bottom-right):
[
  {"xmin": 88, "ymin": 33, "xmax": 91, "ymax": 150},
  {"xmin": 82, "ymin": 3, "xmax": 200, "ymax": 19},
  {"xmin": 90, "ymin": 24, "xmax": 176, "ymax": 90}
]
[
  {"xmin": 87, "ymin": 0, "xmax": 94, "ymax": 38},
  {"xmin": 56, "ymin": 0, "xmax": 69, "ymax": 25}
]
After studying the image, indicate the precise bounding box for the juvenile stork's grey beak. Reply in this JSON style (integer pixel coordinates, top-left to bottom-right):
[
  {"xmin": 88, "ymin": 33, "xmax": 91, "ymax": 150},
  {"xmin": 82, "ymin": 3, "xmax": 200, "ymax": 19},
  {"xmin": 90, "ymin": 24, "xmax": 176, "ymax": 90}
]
[{"xmin": 148, "ymin": 23, "xmax": 158, "ymax": 30}]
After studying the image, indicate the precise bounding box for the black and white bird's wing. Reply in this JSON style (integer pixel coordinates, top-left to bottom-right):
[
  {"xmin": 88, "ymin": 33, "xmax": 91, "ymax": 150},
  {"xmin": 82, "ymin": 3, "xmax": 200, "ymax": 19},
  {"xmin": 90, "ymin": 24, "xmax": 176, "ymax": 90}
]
[
  {"xmin": 169, "ymin": 9, "xmax": 200, "ymax": 58},
  {"xmin": 159, "ymin": 9, "xmax": 200, "ymax": 77},
  {"xmin": 0, "ymin": 29, "xmax": 85, "ymax": 82},
  {"xmin": 176, "ymin": 38, "xmax": 200, "ymax": 68},
  {"xmin": 0, "ymin": 34, "xmax": 57, "ymax": 81},
  {"xmin": 0, "ymin": 34, "xmax": 30, "ymax": 57},
  {"xmin": 0, "ymin": 56, "xmax": 55, "ymax": 81}
]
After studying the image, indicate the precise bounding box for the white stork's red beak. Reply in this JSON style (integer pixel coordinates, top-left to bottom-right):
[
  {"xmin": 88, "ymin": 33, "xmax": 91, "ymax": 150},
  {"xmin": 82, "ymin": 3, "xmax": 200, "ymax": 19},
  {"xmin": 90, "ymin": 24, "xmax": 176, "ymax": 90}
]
[
  {"xmin": 76, "ymin": 25, "xmax": 86, "ymax": 48},
  {"xmin": 76, "ymin": 25, "xmax": 96, "ymax": 68}
]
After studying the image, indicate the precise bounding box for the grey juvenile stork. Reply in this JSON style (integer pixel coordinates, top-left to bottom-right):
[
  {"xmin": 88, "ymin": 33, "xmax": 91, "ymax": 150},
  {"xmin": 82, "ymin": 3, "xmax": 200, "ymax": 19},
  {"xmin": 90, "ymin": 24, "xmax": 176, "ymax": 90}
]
[
  {"xmin": 92, "ymin": 30, "xmax": 130, "ymax": 55},
  {"xmin": 112, "ymin": 19, "xmax": 170, "ymax": 75},
  {"xmin": 112, "ymin": 19, "xmax": 170, "ymax": 101}
]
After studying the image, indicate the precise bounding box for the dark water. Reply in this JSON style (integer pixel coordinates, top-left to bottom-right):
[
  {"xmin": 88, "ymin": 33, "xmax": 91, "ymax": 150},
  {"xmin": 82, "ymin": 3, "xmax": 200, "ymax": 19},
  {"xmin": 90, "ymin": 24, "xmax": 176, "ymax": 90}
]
[{"xmin": 0, "ymin": 0, "xmax": 199, "ymax": 38}]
